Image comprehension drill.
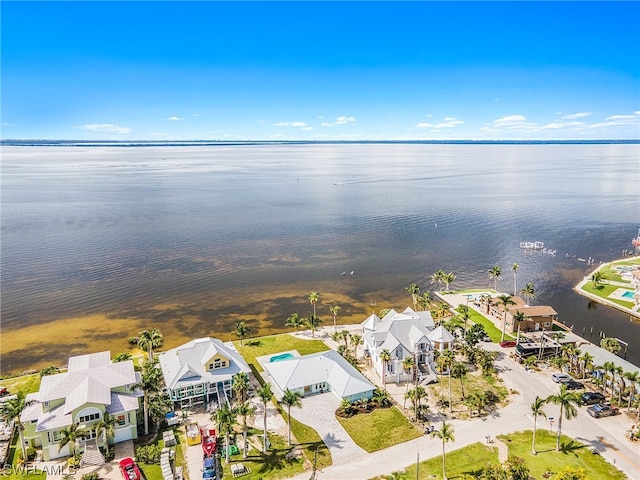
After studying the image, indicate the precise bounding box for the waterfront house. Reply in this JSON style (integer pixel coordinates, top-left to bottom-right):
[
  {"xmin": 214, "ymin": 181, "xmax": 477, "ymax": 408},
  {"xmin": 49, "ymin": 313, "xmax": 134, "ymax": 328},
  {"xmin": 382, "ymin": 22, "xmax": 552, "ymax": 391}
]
[
  {"xmin": 159, "ymin": 337, "xmax": 250, "ymax": 408},
  {"xmin": 262, "ymin": 350, "xmax": 376, "ymax": 402},
  {"xmin": 20, "ymin": 351, "xmax": 140, "ymax": 462},
  {"xmin": 362, "ymin": 307, "xmax": 441, "ymax": 385},
  {"xmin": 488, "ymin": 296, "xmax": 558, "ymax": 333}
]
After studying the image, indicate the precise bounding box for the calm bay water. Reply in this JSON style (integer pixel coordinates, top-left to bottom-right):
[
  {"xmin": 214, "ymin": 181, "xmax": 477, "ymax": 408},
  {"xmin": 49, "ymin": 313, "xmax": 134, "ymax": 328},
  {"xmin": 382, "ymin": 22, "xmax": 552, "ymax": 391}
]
[{"xmin": 1, "ymin": 143, "xmax": 639, "ymax": 373}]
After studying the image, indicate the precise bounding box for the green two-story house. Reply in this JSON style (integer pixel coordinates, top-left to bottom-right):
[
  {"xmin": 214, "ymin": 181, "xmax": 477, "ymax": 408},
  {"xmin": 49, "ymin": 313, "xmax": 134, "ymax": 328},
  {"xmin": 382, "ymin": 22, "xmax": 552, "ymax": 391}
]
[{"xmin": 21, "ymin": 351, "xmax": 141, "ymax": 461}]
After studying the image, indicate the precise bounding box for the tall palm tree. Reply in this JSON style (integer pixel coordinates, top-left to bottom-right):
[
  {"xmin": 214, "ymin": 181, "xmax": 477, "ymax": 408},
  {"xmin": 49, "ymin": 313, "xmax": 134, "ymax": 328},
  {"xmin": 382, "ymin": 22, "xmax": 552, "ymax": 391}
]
[
  {"xmin": 452, "ymin": 362, "xmax": 468, "ymax": 400},
  {"xmin": 58, "ymin": 423, "xmax": 86, "ymax": 459},
  {"xmin": 305, "ymin": 314, "xmax": 321, "ymax": 338},
  {"xmin": 256, "ymin": 383, "xmax": 273, "ymax": 453},
  {"xmin": 429, "ymin": 421, "xmax": 455, "ymax": 480},
  {"xmin": 600, "ymin": 337, "xmax": 621, "ymax": 354},
  {"xmin": 0, "ymin": 395, "xmax": 32, "ymax": 461},
  {"xmin": 236, "ymin": 400, "xmax": 256, "ymax": 460},
  {"xmin": 308, "ymin": 292, "xmax": 319, "ymax": 317},
  {"xmin": 497, "ymin": 293, "xmax": 516, "ymax": 342},
  {"xmin": 623, "ymin": 370, "xmax": 640, "ymax": 412},
  {"xmin": 579, "ymin": 351, "xmax": 594, "ymax": 380},
  {"xmin": 285, "ymin": 313, "xmax": 303, "ymax": 333},
  {"xmin": 402, "ymin": 356, "xmax": 415, "ymax": 403},
  {"xmin": 443, "ymin": 272, "xmax": 456, "ymax": 292},
  {"xmin": 405, "ymin": 386, "xmax": 427, "ymax": 422},
  {"xmin": 416, "ymin": 291, "xmax": 432, "ymax": 311},
  {"xmin": 601, "ymin": 361, "xmax": 616, "ymax": 398},
  {"xmin": 137, "ymin": 329, "xmax": 163, "ymax": 363},
  {"xmin": 520, "ymin": 282, "xmax": 536, "ymax": 305},
  {"xmin": 590, "ymin": 270, "xmax": 606, "ymax": 288},
  {"xmin": 379, "ymin": 349, "xmax": 392, "ymax": 390},
  {"xmin": 234, "ymin": 321, "xmax": 250, "ymax": 346},
  {"xmin": 136, "ymin": 359, "xmax": 162, "ymax": 435},
  {"xmin": 512, "ymin": 263, "xmax": 519, "ymax": 295},
  {"xmin": 406, "ymin": 283, "xmax": 421, "ymax": 309},
  {"xmin": 214, "ymin": 404, "xmax": 237, "ymax": 463},
  {"xmin": 350, "ymin": 333, "xmax": 363, "ymax": 359},
  {"xmin": 545, "ymin": 385, "xmax": 581, "ymax": 451},
  {"xmin": 488, "ymin": 265, "xmax": 502, "ymax": 291},
  {"xmin": 281, "ymin": 389, "xmax": 302, "ymax": 446},
  {"xmin": 458, "ymin": 305, "xmax": 471, "ymax": 336},
  {"xmin": 530, "ymin": 396, "xmax": 547, "ymax": 455},
  {"xmin": 232, "ymin": 372, "xmax": 250, "ymax": 403},
  {"xmin": 329, "ymin": 305, "xmax": 341, "ymax": 333},
  {"xmin": 512, "ymin": 310, "xmax": 528, "ymax": 345},
  {"xmin": 441, "ymin": 349, "xmax": 455, "ymax": 413},
  {"xmin": 95, "ymin": 412, "xmax": 118, "ymax": 447},
  {"xmin": 148, "ymin": 394, "xmax": 173, "ymax": 426},
  {"xmin": 431, "ymin": 270, "xmax": 445, "ymax": 290}
]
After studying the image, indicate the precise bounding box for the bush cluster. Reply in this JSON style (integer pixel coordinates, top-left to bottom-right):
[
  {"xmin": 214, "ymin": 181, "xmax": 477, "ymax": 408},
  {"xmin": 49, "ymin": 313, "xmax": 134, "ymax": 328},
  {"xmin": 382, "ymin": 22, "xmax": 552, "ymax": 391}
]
[{"xmin": 135, "ymin": 444, "xmax": 162, "ymax": 464}]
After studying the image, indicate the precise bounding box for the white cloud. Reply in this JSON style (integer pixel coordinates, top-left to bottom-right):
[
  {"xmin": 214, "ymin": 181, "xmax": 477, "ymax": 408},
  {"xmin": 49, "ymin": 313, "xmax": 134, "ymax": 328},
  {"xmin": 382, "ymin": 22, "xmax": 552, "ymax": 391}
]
[
  {"xmin": 334, "ymin": 116, "xmax": 356, "ymax": 125},
  {"xmin": 167, "ymin": 116, "xmax": 184, "ymax": 121},
  {"xmin": 540, "ymin": 121, "xmax": 585, "ymax": 130},
  {"xmin": 434, "ymin": 118, "xmax": 464, "ymax": 129},
  {"xmin": 494, "ymin": 115, "xmax": 527, "ymax": 125},
  {"xmin": 75, "ymin": 124, "xmax": 131, "ymax": 134},
  {"xmin": 605, "ymin": 114, "xmax": 636, "ymax": 121},
  {"xmin": 320, "ymin": 122, "xmax": 333, "ymax": 127},
  {"xmin": 273, "ymin": 121, "xmax": 308, "ymax": 127},
  {"xmin": 416, "ymin": 122, "xmax": 433, "ymax": 128},
  {"xmin": 561, "ymin": 112, "xmax": 591, "ymax": 120},
  {"xmin": 301, "ymin": 126, "xmax": 313, "ymax": 131}
]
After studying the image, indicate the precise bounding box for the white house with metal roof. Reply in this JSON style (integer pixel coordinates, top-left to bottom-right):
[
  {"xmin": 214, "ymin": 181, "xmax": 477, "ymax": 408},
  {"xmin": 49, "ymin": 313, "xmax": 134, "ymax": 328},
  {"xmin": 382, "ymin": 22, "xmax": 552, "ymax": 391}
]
[
  {"xmin": 159, "ymin": 337, "xmax": 251, "ymax": 408},
  {"xmin": 20, "ymin": 351, "xmax": 140, "ymax": 461},
  {"xmin": 262, "ymin": 350, "xmax": 376, "ymax": 403},
  {"xmin": 363, "ymin": 307, "xmax": 443, "ymax": 385}
]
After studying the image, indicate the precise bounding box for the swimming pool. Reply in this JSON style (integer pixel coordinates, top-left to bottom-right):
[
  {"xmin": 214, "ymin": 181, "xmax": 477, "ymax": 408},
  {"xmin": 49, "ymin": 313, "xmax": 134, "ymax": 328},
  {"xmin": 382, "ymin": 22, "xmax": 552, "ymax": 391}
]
[
  {"xmin": 270, "ymin": 353, "xmax": 295, "ymax": 363},
  {"xmin": 621, "ymin": 290, "xmax": 636, "ymax": 299}
]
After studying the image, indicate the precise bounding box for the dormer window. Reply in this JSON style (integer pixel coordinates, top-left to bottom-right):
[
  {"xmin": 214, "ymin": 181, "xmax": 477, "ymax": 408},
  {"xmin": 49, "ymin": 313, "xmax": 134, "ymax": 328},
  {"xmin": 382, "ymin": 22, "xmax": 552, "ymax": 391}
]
[
  {"xmin": 208, "ymin": 358, "xmax": 227, "ymax": 370},
  {"xmin": 43, "ymin": 402, "xmax": 49, "ymax": 408}
]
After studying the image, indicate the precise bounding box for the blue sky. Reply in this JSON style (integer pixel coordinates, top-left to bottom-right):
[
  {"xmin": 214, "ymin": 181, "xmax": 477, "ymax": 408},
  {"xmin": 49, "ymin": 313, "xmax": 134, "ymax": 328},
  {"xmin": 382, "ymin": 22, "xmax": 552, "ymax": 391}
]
[{"xmin": 2, "ymin": 1, "xmax": 639, "ymax": 140}]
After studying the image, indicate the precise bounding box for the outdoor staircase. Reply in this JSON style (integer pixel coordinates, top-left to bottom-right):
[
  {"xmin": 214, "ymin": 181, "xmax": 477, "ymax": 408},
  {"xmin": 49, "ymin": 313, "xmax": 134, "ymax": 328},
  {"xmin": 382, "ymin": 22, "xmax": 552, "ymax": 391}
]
[
  {"xmin": 80, "ymin": 439, "xmax": 105, "ymax": 467},
  {"xmin": 418, "ymin": 363, "xmax": 437, "ymax": 385}
]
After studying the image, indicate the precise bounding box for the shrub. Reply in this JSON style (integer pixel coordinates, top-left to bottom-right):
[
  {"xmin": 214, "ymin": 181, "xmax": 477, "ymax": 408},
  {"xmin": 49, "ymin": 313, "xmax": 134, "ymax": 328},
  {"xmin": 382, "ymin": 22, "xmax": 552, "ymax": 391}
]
[
  {"xmin": 135, "ymin": 444, "xmax": 162, "ymax": 464},
  {"xmin": 81, "ymin": 473, "xmax": 99, "ymax": 480}
]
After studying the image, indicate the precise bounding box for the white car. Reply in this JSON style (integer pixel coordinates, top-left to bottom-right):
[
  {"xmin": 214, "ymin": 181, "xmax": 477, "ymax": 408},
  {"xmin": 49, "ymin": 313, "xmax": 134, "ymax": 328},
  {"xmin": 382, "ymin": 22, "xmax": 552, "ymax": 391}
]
[{"xmin": 552, "ymin": 373, "xmax": 572, "ymax": 383}]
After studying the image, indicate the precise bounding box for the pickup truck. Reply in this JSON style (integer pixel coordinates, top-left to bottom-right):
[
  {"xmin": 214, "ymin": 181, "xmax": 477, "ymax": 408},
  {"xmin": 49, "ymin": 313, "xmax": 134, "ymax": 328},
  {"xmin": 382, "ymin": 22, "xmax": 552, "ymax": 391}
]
[{"xmin": 587, "ymin": 403, "xmax": 619, "ymax": 418}]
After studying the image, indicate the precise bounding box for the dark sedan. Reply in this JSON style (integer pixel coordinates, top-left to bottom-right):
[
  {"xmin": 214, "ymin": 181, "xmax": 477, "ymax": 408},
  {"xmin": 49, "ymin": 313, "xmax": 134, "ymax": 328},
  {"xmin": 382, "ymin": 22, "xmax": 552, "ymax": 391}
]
[
  {"xmin": 581, "ymin": 392, "xmax": 606, "ymax": 405},
  {"xmin": 563, "ymin": 380, "xmax": 585, "ymax": 390}
]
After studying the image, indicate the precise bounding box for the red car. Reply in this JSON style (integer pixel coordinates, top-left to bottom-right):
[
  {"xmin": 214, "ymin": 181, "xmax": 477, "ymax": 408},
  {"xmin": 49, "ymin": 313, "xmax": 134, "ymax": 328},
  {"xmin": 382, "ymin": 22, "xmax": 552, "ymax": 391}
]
[
  {"xmin": 500, "ymin": 341, "xmax": 516, "ymax": 348},
  {"xmin": 119, "ymin": 457, "xmax": 142, "ymax": 480}
]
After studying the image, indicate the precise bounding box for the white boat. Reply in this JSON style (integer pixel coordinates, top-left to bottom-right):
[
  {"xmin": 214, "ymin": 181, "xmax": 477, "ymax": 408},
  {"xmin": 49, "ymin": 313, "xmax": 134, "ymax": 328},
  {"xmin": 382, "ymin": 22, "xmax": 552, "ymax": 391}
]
[{"xmin": 520, "ymin": 241, "xmax": 544, "ymax": 250}]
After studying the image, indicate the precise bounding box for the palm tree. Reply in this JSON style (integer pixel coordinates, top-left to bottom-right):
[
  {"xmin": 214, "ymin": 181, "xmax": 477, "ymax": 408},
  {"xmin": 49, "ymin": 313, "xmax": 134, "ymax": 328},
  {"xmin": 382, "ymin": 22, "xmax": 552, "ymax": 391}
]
[
  {"xmin": 329, "ymin": 305, "xmax": 341, "ymax": 333},
  {"xmin": 136, "ymin": 359, "xmax": 162, "ymax": 435},
  {"xmin": 458, "ymin": 305, "xmax": 471, "ymax": 336},
  {"xmin": 232, "ymin": 372, "xmax": 250, "ymax": 403},
  {"xmin": 281, "ymin": 389, "xmax": 302, "ymax": 446},
  {"xmin": 372, "ymin": 388, "xmax": 392, "ymax": 407},
  {"xmin": 256, "ymin": 383, "xmax": 273, "ymax": 453},
  {"xmin": 350, "ymin": 333, "xmax": 363, "ymax": 359},
  {"xmin": 431, "ymin": 270, "xmax": 445, "ymax": 290},
  {"xmin": 591, "ymin": 270, "xmax": 606, "ymax": 288},
  {"xmin": 429, "ymin": 421, "xmax": 455, "ymax": 480},
  {"xmin": 530, "ymin": 396, "xmax": 547, "ymax": 455},
  {"xmin": 137, "ymin": 329, "xmax": 163, "ymax": 362},
  {"xmin": 95, "ymin": 412, "xmax": 118, "ymax": 447},
  {"xmin": 285, "ymin": 313, "xmax": 303, "ymax": 333},
  {"xmin": 512, "ymin": 310, "xmax": 528, "ymax": 345},
  {"xmin": 214, "ymin": 404, "xmax": 237, "ymax": 463},
  {"xmin": 405, "ymin": 386, "xmax": 427, "ymax": 422},
  {"xmin": 58, "ymin": 423, "xmax": 86, "ymax": 459},
  {"xmin": 579, "ymin": 351, "xmax": 594, "ymax": 380},
  {"xmin": 0, "ymin": 395, "xmax": 32, "ymax": 461},
  {"xmin": 443, "ymin": 272, "xmax": 456, "ymax": 292},
  {"xmin": 308, "ymin": 291, "xmax": 319, "ymax": 317},
  {"xmin": 379, "ymin": 349, "xmax": 392, "ymax": 390},
  {"xmin": 402, "ymin": 356, "xmax": 415, "ymax": 404},
  {"xmin": 452, "ymin": 362, "xmax": 468, "ymax": 400},
  {"xmin": 113, "ymin": 352, "xmax": 133, "ymax": 363},
  {"xmin": 545, "ymin": 385, "xmax": 581, "ymax": 451},
  {"xmin": 623, "ymin": 370, "xmax": 640, "ymax": 412},
  {"xmin": 520, "ymin": 282, "xmax": 536, "ymax": 305},
  {"xmin": 236, "ymin": 400, "xmax": 256, "ymax": 460},
  {"xmin": 234, "ymin": 321, "xmax": 250, "ymax": 346},
  {"xmin": 600, "ymin": 337, "xmax": 621, "ymax": 354},
  {"xmin": 406, "ymin": 283, "xmax": 421, "ymax": 309},
  {"xmin": 488, "ymin": 265, "xmax": 502, "ymax": 291},
  {"xmin": 512, "ymin": 263, "xmax": 519, "ymax": 295},
  {"xmin": 497, "ymin": 293, "xmax": 516, "ymax": 342},
  {"xmin": 148, "ymin": 394, "xmax": 173, "ymax": 426},
  {"xmin": 416, "ymin": 291, "xmax": 432, "ymax": 311},
  {"xmin": 437, "ymin": 302, "xmax": 451, "ymax": 319},
  {"xmin": 441, "ymin": 348, "xmax": 455, "ymax": 413},
  {"xmin": 601, "ymin": 361, "xmax": 616, "ymax": 398},
  {"xmin": 305, "ymin": 314, "xmax": 321, "ymax": 338}
]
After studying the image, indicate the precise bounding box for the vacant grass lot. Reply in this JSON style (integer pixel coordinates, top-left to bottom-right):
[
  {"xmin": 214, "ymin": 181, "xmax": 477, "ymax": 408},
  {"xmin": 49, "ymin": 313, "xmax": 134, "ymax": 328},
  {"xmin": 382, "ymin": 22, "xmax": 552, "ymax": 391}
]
[
  {"xmin": 337, "ymin": 406, "xmax": 422, "ymax": 452},
  {"xmin": 0, "ymin": 373, "xmax": 41, "ymax": 397},
  {"xmin": 234, "ymin": 334, "xmax": 329, "ymax": 372},
  {"xmin": 453, "ymin": 306, "xmax": 514, "ymax": 343}
]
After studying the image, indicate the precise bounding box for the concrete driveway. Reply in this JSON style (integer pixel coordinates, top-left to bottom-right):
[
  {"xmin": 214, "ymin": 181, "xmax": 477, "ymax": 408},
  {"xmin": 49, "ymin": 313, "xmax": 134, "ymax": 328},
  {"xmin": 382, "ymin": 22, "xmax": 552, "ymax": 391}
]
[{"xmin": 289, "ymin": 392, "xmax": 367, "ymax": 465}]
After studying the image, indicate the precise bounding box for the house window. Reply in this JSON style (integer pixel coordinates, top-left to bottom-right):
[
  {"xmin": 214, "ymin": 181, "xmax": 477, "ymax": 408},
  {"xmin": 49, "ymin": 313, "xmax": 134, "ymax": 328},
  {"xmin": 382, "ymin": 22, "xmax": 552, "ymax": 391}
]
[
  {"xmin": 43, "ymin": 402, "xmax": 49, "ymax": 408},
  {"xmin": 209, "ymin": 358, "xmax": 227, "ymax": 370},
  {"xmin": 116, "ymin": 415, "xmax": 127, "ymax": 427},
  {"xmin": 543, "ymin": 322, "xmax": 550, "ymax": 327},
  {"xmin": 395, "ymin": 347, "xmax": 403, "ymax": 359},
  {"xmin": 50, "ymin": 430, "xmax": 62, "ymax": 442},
  {"xmin": 78, "ymin": 413, "xmax": 100, "ymax": 423}
]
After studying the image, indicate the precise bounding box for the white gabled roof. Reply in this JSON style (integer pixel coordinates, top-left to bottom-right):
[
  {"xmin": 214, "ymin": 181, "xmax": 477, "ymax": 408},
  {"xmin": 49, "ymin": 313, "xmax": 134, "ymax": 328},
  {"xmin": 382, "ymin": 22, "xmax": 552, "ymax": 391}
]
[
  {"xmin": 159, "ymin": 337, "xmax": 250, "ymax": 390},
  {"xmin": 365, "ymin": 307, "xmax": 434, "ymax": 356},
  {"xmin": 263, "ymin": 350, "xmax": 375, "ymax": 399},
  {"xmin": 427, "ymin": 325, "xmax": 455, "ymax": 343},
  {"xmin": 361, "ymin": 313, "xmax": 381, "ymax": 332}
]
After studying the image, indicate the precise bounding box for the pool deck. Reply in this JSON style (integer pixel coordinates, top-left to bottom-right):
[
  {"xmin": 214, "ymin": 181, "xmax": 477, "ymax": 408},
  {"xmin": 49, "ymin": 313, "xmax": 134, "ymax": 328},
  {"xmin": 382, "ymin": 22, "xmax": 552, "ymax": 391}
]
[{"xmin": 255, "ymin": 349, "xmax": 301, "ymax": 371}]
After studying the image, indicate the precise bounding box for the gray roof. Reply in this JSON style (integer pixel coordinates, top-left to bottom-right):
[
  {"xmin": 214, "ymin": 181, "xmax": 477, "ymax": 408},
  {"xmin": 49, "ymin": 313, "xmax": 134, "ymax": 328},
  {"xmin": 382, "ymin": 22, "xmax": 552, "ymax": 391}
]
[
  {"xmin": 366, "ymin": 307, "xmax": 435, "ymax": 355},
  {"xmin": 427, "ymin": 325, "xmax": 455, "ymax": 343},
  {"xmin": 159, "ymin": 337, "xmax": 251, "ymax": 390},
  {"xmin": 106, "ymin": 392, "xmax": 140, "ymax": 415},
  {"xmin": 579, "ymin": 343, "xmax": 640, "ymax": 381},
  {"xmin": 263, "ymin": 350, "xmax": 375, "ymax": 398}
]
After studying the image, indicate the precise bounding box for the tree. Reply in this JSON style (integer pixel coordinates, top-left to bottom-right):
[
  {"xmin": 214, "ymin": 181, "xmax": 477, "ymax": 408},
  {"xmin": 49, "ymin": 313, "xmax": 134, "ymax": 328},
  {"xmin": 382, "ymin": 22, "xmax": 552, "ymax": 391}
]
[
  {"xmin": 236, "ymin": 400, "xmax": 256, "ymax": 460},
  {"xmin": 379, "ymin": 349, "xmax": 392, "ymax": 390},
  {"xmin": 281, "ymin": 389, "xmax": 302, "ymax": 446},
  {"xmin": 512, "ymin": 263, "xmax": 519, "ymax": 295},
  {"xmin": 285, "ymin": 313, "xmax": 303, "ymax": 333},
  {"xmin": 429, "ymin": 421, "xmax": 455, "ymax": 480},
  {"xmin": 350, "ymin": 333, "xmax": 363, "ymax": 359},
  {"xmin": 308, "ymin": 291, "xmax": 319, "ymax": 317},
  {"xmin": 373, "ymin": 388, "xmax": 392, "ymax": 407},
  {"xmin": 338, "ymin": 399, "xmax": 353, "ymax": 416},
  {"xmin": 148, "ymin": 394, "xmax": 173, "ymax": 426},
  {"xmin": 437, "ymin": 302, "xmax": 451, "ymax": 319},
  {"xmin": 601, "ymin": 361, "xmax": 616, "ymax": 398},
  {"xmin": 256, "ymin": 383, "xmax": 273, "ymax": 453},
  {"xmin": 406, "ymin": 386, "xmax": 427, "ymax": 421},
  {"xmin": 512, "ymin": 310, "xmax": 528, "ymax": 345},
  {"xmin": 553, "ymin": 466, "xmax": 588, "ymax": 480},
  {"xmin": 136, "ymin": 359, "xmax": 162, "ymax": 435},
  {"xmin": 113, "ymin": 352, "xmax": 132, "ymax": 363},
  {"xmin": 497, "ymin": 293, "xmax": 516, "ymax": 342},
  {"xmin": 530, "ymin": 396, "xmax": 547, "ymax": 454},
  {"xmin": 590, "ymin": 270, "xmax": 606, "ymax": 288},
  {"xmin": 406, "ymin": 283, "xmax": 420, "ymax": 309},
  {"xmin": 0, "ymin": 395, "xmax": 32, "ymax": 461},
  {"xmin": 579, "ymin": 351, "xmax": 594, "ymax": 380},
  {"xmin": 520, "ymin": 282, "xmax": 536, "ymax": 305},
  {"xmin": 452, "ymin": 362, "xmax": 468, "ymax": 400},
  {"xmin": 329, "ymin": 305, "xmax": 341, "ymax": 333},
  {"xmin": 488, "ymin": 265, "xmax": 502, "ymax": 291},
  {"xmin": 416, "ymin": 291, "xmax": 432, "ymax": 311},
  {"xmin": 443, "ymin": 272, "xmax": 455, "ymax": 292},
  {"xmin": 58, "ymin": 422, "xmax": 86, "ymax": 459},
  {"xmin": 458, "ymin": 305, "xmax": 471, "ymax": 336},
  {"xmin": 305, "ymin": 314, "xmax": 321, "ymax": 338},
  {"xmin": 623, "ymin": 370, "xmax": 640, "ymax": 412},
  {"xmin": 232, "ymin": 372, "xmax": 250, "ymax": 403},
  {"xmin": 138, "ymin": 329, "xmax": 163, "ymax": 363},
  {"xmin": 600, "ymin": 337, "xmax": 621, "ymax": 354},
  {"xmin": 331, "ymin": 329, "xmax": 350, "ymax": 349},
  {"xmin": 545, "ymin": 385, "xmax": 581, "ymax": 451},
  {"xmin": 95, "ymin": 412, "xmax": 118, "ymax": 446},
  {"xmin": 39, "ymin": 366, "xmax": 60, "ymax": 377},
  {"xmin": 234, "ymin": 321, "xmax": 250, "ymax": 346},
  {"xmin": 402, "ymin": 356, "xmax": 415, "ymax": 404},
  {"xmin": 431, "ymin": 270, "xmax": 445, "ymax": 290},
  {"xmin": 214, "ymin": 404, "xmax": 237, "ymax": 463}
]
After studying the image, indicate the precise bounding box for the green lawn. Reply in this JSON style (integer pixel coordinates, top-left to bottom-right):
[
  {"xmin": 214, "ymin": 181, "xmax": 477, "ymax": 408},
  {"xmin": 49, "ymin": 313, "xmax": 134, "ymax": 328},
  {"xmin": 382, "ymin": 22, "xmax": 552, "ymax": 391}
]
[
  {"xmin": 454, "ymin": 306, "xmax": 514, "ymax": 342},
  {"xmin": 580, "ymin": 281, "xmax": 634, "ymax": 308},
  {"xmin": 337, "ymin": 406, "xmax": 422, "ymax": 452},
  {"xmin": 233, "ymin": 334, "xmax": 329, "ymax": 372},
  {"xmin": 0, "ymin": 373, "xmax": 41, "ymax": 397}
]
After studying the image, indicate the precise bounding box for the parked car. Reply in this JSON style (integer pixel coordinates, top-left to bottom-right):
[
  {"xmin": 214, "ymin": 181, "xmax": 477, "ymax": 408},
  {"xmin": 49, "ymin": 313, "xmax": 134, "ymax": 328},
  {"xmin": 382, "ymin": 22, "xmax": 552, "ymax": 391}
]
[
  {"xmin": 563, "ymin": 380, "xmax": 585, "ymax": 390},
  {"xmin": 551, "ymin": 373, "xmax": 572, "ymax": 383},
  {"xmin": 587, "ymin": 403, "xmax": 619, "ymax": 418},
  {"xmin": 119, "ymin": 458, "xmax": 142, "ymax": 480},
  {"xmin": 203, "ymin": 455, "xmax": 216, "ymax": 480},
  {"xmin": 499, "ymin": 341, "xmax": 516, "ymax": 348},
  {"xmin": 581, "ymin": 392, "xmax": 606, "ymax": 405}
]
